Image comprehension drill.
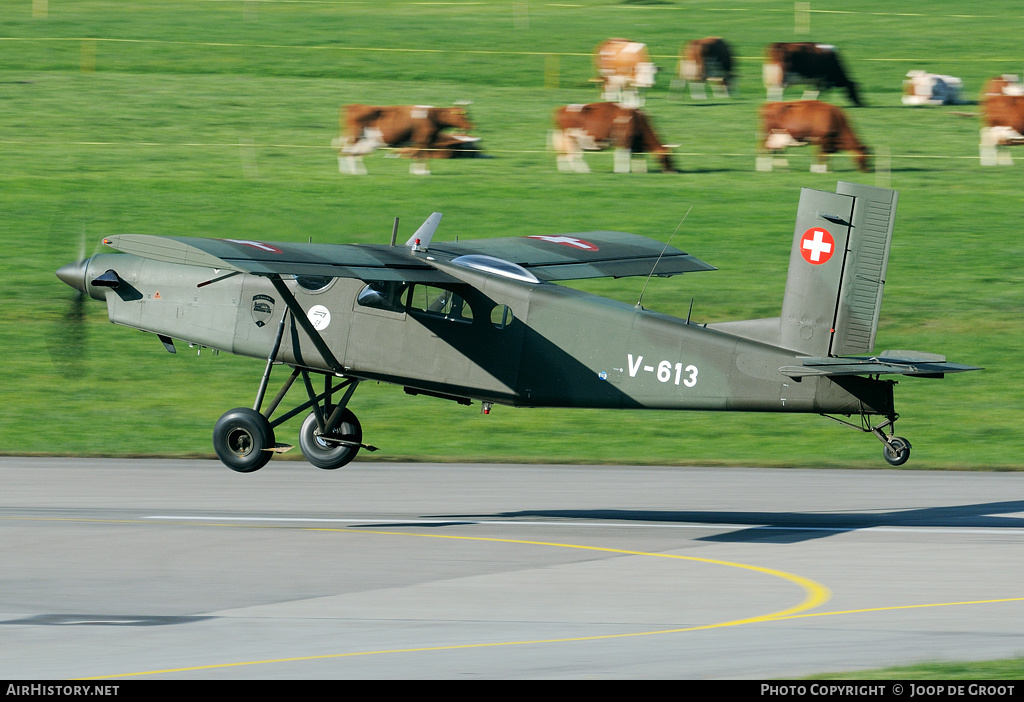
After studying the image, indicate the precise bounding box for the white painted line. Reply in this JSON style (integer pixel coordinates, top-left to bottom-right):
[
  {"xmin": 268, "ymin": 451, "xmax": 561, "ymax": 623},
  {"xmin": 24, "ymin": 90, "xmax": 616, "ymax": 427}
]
[{"xmin": 146, "ymin": 515, "xmax": 1024, "ymax": 536}]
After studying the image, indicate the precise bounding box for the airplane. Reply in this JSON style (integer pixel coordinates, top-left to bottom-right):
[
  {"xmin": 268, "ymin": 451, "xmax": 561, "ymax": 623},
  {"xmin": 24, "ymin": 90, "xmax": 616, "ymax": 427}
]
[{"xmin": 56, "ymin": 181, "xmax": 979, "ymax": 472}]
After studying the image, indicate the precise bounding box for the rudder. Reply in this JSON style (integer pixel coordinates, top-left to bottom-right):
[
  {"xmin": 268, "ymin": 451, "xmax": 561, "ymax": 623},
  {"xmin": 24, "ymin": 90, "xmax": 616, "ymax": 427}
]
[{"xmin": 780, "ymin": 181, "xmax": 897, "ymax": 356}]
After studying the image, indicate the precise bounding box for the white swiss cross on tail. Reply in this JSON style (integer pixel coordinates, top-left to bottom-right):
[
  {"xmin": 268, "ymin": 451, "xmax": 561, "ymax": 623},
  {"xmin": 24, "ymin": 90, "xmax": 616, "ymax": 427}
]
[{"xmin": 799, "ymin": 228, "xmax": 835, "ymax": 265}]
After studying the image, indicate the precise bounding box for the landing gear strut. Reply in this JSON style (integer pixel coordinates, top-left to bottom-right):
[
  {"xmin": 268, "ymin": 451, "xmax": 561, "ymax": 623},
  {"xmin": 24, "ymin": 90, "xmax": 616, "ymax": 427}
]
[
  {"xmin": 881, "ymin": 435, "xmax": 912, "ymax": 467},
  {"xmin": 213, "ymin": 367, "xmax": 377, "ymax": 473},
  {"xmin": 823, "ymin": 413, "xmax": 911, "ymax": 466},
  {"xmin": 212, "ymin": 309, "xmax": 377, "ymax": 472}
]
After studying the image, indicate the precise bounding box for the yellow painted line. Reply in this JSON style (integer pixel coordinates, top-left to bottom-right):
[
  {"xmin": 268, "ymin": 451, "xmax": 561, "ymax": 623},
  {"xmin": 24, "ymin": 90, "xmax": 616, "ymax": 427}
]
[
  {"xmin": 0, "ymin": 140, "xmax": 991, "ymax": 163},
  {"xmin": 783, "ymin": 597, "xmax": 1024, "ymax": 620},
  {"xmin": 192, "ymin": 0, "xmax": 993, "ymax": 12},
  {"xmin": 306, "ymin": 526, "xmax": 834, "ymax": 625},
  {"xmin": 19, "ymin": 516, "xmax": 1024, "ymax": 680},
  {"xmin": 3, "ymin": 515, "xmax": 829, "ymax": 678},
  {"xmin": 3, "ymin": 36, "xmax": 1013, "ymax": 61},
  {"xmin": 0, "ymin": 37, "xmax": 591, "ymax": 57},
  {"xmin": 76, "ymin": 592, "xmax": 1024, "ymax": 679}
]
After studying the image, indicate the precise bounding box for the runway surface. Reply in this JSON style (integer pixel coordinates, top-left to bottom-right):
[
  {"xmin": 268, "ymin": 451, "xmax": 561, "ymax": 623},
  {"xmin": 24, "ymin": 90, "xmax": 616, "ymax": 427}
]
[{"xmin": 3, "ymin": 457, "xmax": 1024, "ymax": 679}]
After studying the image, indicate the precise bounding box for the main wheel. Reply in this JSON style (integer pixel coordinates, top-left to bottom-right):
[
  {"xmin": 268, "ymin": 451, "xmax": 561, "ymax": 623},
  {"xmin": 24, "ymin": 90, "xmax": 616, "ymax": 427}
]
[
  {"xmin": 213, "ymin": 408, "xmax": 275, "ymax": 473},
  {"xmin": 299, "ymin": 408, "xmax": 362, "ymax": 470},
  {"xmin": 883, "ymin": 436, "xmax": 912, "ymax": 467}
]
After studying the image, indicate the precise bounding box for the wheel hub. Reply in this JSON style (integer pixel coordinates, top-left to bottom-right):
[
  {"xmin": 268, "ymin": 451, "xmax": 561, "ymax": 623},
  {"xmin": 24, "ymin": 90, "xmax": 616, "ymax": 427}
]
[{"xmin": 227, "ymin": 428, "xmax": 254, "ymax": 456}]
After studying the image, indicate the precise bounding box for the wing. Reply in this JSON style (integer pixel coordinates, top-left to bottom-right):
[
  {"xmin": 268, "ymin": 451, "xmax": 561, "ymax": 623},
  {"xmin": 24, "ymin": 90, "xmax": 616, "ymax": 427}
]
[
  {"xmin": 432, "ymin": 231, "xmax": 716, "ymax": 281},
  {"xmin": 101, "ymin": 234, "xmax": 454, "ymax": 283},
  {"xmin": 101, "ymin": 229, "xmax": 715, "ymax": 283}
]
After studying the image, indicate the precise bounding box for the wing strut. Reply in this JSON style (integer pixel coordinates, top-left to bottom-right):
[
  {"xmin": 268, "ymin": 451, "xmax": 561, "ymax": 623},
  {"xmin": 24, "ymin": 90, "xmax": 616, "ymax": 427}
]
[
  {"xmin": 254, "ymin": 311, "xmax": 289, "ymax": 413},
  {"xmin": 267, "ymin": 275, "xmax": 345, "ymax": 373}
]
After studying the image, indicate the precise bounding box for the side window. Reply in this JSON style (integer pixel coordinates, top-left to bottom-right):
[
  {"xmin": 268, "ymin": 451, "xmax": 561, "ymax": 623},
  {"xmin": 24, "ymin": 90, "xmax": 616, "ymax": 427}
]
[
  {"xmin": 357, "ymin": 281, "xmax": 407, "ymax": 313},
  {"xmin": 406, "ymin": 285, "xmax": 473, "ymax": 323},
  {"xmin": 490, "ymin": 304, "xmax": 514, "ymax": 329},
  {"xmin": 295, "ymin": 275, "xmax": 334, "ymax": 292}
]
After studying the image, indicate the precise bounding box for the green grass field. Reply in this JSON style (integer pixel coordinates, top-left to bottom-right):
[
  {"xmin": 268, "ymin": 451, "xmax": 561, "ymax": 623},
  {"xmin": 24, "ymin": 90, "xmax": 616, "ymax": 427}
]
[
  {"xmin": 1, "ymin": 0, "xmax": 1021, "ymax": 468},
  {"xmin": 808, "ymin": 657, "xmax": 1024, "ymax": 680}
]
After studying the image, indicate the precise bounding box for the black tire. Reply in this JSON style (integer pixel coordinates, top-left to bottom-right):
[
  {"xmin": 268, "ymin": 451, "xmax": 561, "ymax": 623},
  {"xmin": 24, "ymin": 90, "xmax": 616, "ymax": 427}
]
[
  {"xmin": 883, "ymin": 437, "xmax": 911, "ymax": 467},
  {"xmin": 213, "ymin": 408, "xmax": 275, "ymax": 473},
  {"xmin": 299, "ymin": 408, "xmax": 361, "ymax": 470}
]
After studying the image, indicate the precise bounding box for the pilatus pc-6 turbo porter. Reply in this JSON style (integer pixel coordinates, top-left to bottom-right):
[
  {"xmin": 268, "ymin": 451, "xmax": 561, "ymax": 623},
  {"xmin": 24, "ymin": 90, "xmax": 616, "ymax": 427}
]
[{"xmin": 57, "ymin": 182, "xmax": 977, "ymax": 471}]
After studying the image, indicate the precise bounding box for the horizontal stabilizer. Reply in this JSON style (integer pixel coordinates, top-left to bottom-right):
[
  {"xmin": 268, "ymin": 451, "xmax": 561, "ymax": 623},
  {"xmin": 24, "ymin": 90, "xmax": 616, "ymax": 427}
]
[{"xmin": 780, "ymin": 353, "xmax": 982, "ymax": 379}]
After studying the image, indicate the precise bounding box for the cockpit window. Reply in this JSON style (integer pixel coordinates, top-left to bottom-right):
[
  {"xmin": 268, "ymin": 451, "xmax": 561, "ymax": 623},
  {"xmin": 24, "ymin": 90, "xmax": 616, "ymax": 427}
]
[
  {"xmin": 406, "ymin": 285, "xmax": 473, "ymax": 323},
  {"xmin": 357, "ymin": 281, "xmax": 407, "ymax": 313}
]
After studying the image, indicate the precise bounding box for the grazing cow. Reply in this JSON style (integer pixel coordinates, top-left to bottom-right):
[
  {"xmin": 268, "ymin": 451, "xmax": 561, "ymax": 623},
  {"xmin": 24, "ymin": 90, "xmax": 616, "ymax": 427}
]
[
  {"xmin": 394, "ymin": 133, "xmax": 485, "ymax": 160},
  {"xmin": 678, "ymin": 37, "xmax": 735, "ymax": 99},
  {"xmin": 902, "ymin": 70, "xmax": 965, "ymax": 105},
  {"xmin": 979, "ymin": 94, "xmax": 1024, "ymax": 165},
  {"xmin": 981, "ymin": 74, "xmax": 1024, "ymax": 98},
  {"xmin": 552, "ymin": 102, "xmax": 677, "ymax": 174},
  {"xmin": 757, "ymin": 100, "xmax": 870, "ymax": 173},
  {"xmin": 594, "ymin": 38, "xmax": 657, "ymax": 107},
  {"xmin": 763, "ymin": 42, "xmax": 864, "ymax": 107},
  {"xmin": 335, "ymin": 104, "xmax": 474, "ymax": 175}
]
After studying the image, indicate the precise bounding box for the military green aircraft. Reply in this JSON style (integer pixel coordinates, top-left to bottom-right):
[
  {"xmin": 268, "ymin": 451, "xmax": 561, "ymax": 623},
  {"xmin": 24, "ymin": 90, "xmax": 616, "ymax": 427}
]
[{"xmin": 57, "ymin": 181, "xmax": 978, "ymax": 472}]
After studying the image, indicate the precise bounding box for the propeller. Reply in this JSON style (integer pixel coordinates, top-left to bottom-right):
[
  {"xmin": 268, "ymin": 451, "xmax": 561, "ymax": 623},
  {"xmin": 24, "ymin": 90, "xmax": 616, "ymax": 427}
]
[{"xmin": 49, "ymin": 213, "xmax": 93, "ymax": 378}]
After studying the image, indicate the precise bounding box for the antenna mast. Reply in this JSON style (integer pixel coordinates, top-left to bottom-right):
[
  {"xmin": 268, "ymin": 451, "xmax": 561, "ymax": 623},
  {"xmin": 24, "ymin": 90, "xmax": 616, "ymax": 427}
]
[{"xmin": 636, "ymin": 206, "xmax": 692, "ymax": 309}]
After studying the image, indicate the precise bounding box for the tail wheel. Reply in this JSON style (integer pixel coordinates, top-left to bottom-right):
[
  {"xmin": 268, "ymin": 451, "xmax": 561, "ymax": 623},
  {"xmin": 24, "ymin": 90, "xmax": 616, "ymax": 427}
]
[
  {"xmin": 883, "ymin": 437, "xmax": 911, "ymax": 467},
  {"xmin": 213, "ymin": 408, "xmax": 275, "ymax": 473},
  {"xmin": 299, "ymin": 408, "xmax": 362, "ymax": 470}
]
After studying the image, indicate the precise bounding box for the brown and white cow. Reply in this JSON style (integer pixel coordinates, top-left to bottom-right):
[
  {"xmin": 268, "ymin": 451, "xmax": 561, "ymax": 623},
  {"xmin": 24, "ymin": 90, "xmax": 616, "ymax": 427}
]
[
  {"xmin": 981, "ymin": 74, "xmax": 1024, "ymax": 98},
  {"xmin": 594, "ymin": 38, "xmax": 657, "ymax": 107},
  {"xmin": 763, "ymin": 42, "xmax": 864, "ymax": 107},
  {"xmin": 678, "ymin": 37, "xmax": 735, "ymax": 99},
  {"xmin": 901, "ymin": 70, "xmax": 965, "ymax": 106},
  {"xmin": 552, "ymin": 102, "xmax": 677, "ymax": 174},
  {"xmin": 393, "ymin": 133, "xmax": 485, "ymax": 160},
  {"xmin": 335, "ymin": 104, "xmax": 475, "ymax": 175},
  {"xmin": 979, "ymin": 94, "xmax": 1024, "ymax": 165},
  {"xmin": 757, "ymin": 100, "xmax": 870, "ymax": 173}
]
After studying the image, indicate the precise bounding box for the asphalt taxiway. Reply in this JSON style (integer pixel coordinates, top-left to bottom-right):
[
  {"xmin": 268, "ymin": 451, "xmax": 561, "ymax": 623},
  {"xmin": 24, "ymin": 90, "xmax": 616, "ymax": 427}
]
[{"xmin": 3, "ymin": 457, "xmax": 1023, "ymax": 679}]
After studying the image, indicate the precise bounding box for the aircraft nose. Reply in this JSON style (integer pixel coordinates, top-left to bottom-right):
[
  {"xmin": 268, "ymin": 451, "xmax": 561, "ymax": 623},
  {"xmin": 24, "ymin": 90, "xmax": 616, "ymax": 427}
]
[{"xmin": 56, "ymin": 260, "xmax": 88, "ymax": 294}]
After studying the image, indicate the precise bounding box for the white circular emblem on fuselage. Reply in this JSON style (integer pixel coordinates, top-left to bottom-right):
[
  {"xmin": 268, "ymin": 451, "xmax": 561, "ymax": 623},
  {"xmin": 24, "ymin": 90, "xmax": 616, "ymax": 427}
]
[{"xmin": 308, "ymin": 305, "xmax": 331, "ymax": 331}]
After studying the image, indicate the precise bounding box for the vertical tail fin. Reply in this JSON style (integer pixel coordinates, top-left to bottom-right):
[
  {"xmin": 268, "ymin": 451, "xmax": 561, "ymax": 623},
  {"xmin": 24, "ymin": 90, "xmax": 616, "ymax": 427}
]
[{"xmin": 780, "ymin": 181, "xmax": 898, "ymax": 356}]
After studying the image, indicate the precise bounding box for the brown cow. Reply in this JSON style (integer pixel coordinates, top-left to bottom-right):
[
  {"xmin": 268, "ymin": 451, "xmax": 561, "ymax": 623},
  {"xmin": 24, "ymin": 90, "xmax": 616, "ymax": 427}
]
[
  {"xmin": 552, "ymin": 102, "xmax": 677, "ymax": 174},
  {"xmin": 901, "ymin": 70, "xmax": 965, "ymax": 106},
  {"xmin": 981, "ymin": 74, "xmax": 1024, "ymax": 99},
  {"xmin": 394, "ymin": 133, "xmax": 485, "ymax": 160},
  {"xmin": 979, "ymin": 94, "xmax": 1024, "ymax": 166},
  {"xmin": 678, "ymin": 37, "xmax": 735, "ymax": 99},
  {"xmin": 594, "ymin": 38, "xmax": 657, "ymax": 107},
  {"xmin": 763, "ymin": 42, "xmax": 864, "ymax": 107},
  {"xmin": 757, "ymin": 100, "xmax": 870, "ymax": 173},
  {"xmin": 335, "ymin": 104, "xmax": 475, "ymax": 175}
]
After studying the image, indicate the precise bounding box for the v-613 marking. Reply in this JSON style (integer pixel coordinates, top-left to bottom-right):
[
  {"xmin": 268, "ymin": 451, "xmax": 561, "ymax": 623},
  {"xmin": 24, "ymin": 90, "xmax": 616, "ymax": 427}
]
[{"xmin": 627, "ymin": 354, "xmax": 698, "ymax": 387}]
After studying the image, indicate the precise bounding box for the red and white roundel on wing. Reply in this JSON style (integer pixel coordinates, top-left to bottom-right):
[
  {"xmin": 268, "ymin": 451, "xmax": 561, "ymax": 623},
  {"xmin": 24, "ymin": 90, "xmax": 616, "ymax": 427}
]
[
  {"xmin": 527, "ymin": 235, "xmax": 599, "ymax": 251},
  {"xmin": 223, "ymin": 239, "xmax": 284, "ymax": 254},
  {"xmin": 799, "ymin": 228, "xmax": 835, "ymax": 265}
]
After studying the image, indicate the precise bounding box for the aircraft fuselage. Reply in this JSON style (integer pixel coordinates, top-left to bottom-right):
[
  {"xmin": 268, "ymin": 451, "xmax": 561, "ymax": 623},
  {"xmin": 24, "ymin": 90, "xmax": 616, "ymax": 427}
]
[{"xmin": 78, "ymin": 252, "xmax": 893, "ymax": 418}]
